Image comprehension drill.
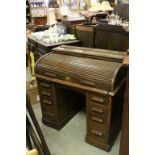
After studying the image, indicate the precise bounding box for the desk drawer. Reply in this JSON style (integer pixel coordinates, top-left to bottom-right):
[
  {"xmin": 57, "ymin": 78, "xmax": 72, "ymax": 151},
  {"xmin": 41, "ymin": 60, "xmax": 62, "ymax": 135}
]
[
  {"xmin": 88, "ymin": 112, "xmax": 108, "ymax": 126},
  {"xmin": 38, "ymin": 80, "xmax": 51, "ymax": 88},
  {"xmin": 42, "ymin": 112, "xmax": 56, "ymax": 123},
  {"xmin": 88, "ymin": 94, "xmax": 109, "ymax": 105},
  {"xmin": 41, "ymin": 98, "xmax": 56, "ymax": 123},
  {"xmin": 40, "ymin": 95, "xmax": 54, "ymax": 105},
  {"xmin": 38, "ymin": 85, "xmax": 54, "ymax": 98},
  {"xmin": 87, "ymin": 121, "xmax": 109, "ymax": 144},
  {"xmin": 39, "ymin": 88, "xmax": 53, "ymax": 97},
  {"xmin": 88, "ymin": 102, "xmax": 108, "ymax": 117}
]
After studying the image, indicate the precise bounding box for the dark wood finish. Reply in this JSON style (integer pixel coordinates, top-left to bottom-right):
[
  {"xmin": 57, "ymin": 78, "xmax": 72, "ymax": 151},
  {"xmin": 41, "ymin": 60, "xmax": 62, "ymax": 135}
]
[
  {"xmin": 61, "ymin": 19, "xmax": 86, "ymax": 35},
  {"xmin": 119, "ymin": 71, "xmax": 129, "ymax": 155},
  {"xmin": 76, "ymin": 24, "xmax": 96, "ymax": 47},
  {"xmin": 54, "ymin": 45, "xmax": 127, "ymax": 63},
  {"xmin": 26, "ymin": 94, "xmax": 51, "ymax": 155},
  {"xmin": 27, "ymin": 116, "xmax": 45, "ymax": 155},
  {"xmin": 27, "ymin": 35, "xmax": 80, "ymax": 75},
  {"xmin": 75, "ymin": 23, "xmax": 128, "ymax": 51},
  {"xmin": 86, "ymin": 81, "xmax": 125, "ymax": 151},
  {"xmin": 95, "ymin": 24, "xmax": 129, "ymax": 51},
  {"xmin": 26, "ymin": 0, "xmax": 31, "ymax": 24},
  {"xmin": 114, "ymin": 4, "xmax": 129, "ymax": 21},
  {"xmin": 33, "ymin": 16, "xmax": 47, "ymax": 26},
  {"xmin": 35, "ymin": 46, "xmax": 127, "ymax": 151},
  {"xmin": 26, "ymin": 128, "xmax": 33, "ymax": 150}
]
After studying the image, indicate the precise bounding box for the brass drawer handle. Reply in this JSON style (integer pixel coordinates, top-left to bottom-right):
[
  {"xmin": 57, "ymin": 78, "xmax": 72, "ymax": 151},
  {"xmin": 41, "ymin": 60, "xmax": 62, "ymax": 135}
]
[
  {"xmin": 91, "ymin": 130, "xmax": 103, "ymax": 136},
  {"xmin": 91, "ymin": 107, "xmax": 103, "ymax": 114},
  {"xmin": 39, "ymin": 82, "xmax": 50, "ymax": 88},
  {"xmin": 91, "ymin": 116, "xmax": 103, "ymax": 123},
  {"xmin": 91, "ymin": 96, "xmax": 104, "ymax": 104},
  {"xmin": 80, "ymin": 80, "xmax": 95, "ymax": 87},
  {"xmin": 41, "ymin": 91, "xmax": 51, "ymax": 97},
  {"xmin": 42, "ymin": 99, "xmax": 52, "ymax": 105}
]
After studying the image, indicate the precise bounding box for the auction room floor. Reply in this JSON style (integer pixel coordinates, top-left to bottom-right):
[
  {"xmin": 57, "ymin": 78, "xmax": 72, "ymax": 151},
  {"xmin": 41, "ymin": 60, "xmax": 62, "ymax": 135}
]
[{"xmin": 27, "ymin": 67, "xmax": 121, "ymax": 155}]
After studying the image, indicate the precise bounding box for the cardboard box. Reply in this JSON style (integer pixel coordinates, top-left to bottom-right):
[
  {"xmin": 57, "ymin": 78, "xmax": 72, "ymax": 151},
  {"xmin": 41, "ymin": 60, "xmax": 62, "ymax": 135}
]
[{"xmin": 26, "ymin": 80, "xmax": 40, "ymax": 105}]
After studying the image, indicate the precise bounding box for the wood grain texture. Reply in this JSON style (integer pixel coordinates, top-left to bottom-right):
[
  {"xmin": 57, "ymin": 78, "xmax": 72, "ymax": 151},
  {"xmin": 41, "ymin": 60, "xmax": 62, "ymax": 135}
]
[
  {"xmin": 95, "ymin": 24, "xmax": 129, "ymax": 51},
  {"xmin": 119, "ymin": 71, "xmax": 129, "ymax": 155},
  {"xmin": 76, "ymin": 25, "xmax": 96, "ymax": 47},
  {"xmin": 35, "ymin": 46, "xmax": 127, "ymax": 93},
  {"xmin": 35, "ymin": 46, "xmax": 127, "ymax": 151}
]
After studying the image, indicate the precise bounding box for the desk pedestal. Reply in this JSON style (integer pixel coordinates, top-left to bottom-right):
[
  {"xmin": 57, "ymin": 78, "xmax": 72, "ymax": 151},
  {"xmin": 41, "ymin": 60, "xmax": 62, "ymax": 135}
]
[{"xmin": 37, "ymin": 78, "xmax": 125, "ymax": 151}]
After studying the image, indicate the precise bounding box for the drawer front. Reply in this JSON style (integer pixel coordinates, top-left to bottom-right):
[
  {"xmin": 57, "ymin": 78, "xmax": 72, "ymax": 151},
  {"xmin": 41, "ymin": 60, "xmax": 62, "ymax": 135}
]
[
  {"xmin": 87, "ymin": 121, "xmax": 109, "ymax": 144},
  {"xmin": 37, "ymin": 80, "xmax": 54, "ymax": 98},
  {"xmin": 39, "ymin": 88, "xmax": 53, "ymax": 97},
  {"xmin": 39, "ymin": 93, "xmax": 56, "ymax": 123},
  {"xmin": 40, "ymin": 97, "xmax": 56, "ymax": 123},
  {"xmin": 88, "ymin": 112, "xmax": 108, "ymax": 126},
  {"xmin": 38, "ymin": 80, "xmax": 51, "ymax": 89},
  {"xmin": 41, "ymin": 102, "xmax": 55, "ymax": 116},
  {"xmin": 42, "ymin": 112, "xmax": 56, "ymax": 123},
  {"xmin": 88, "ymin": 102, "xmax": 108, "ymax": 118},
  {"xmin": 88, "ymin": 94, "xmax": 109, "ymax": 105},
  {"xmin": 40, "ymin": 94, "xmax": 54, "ymax": 105}
]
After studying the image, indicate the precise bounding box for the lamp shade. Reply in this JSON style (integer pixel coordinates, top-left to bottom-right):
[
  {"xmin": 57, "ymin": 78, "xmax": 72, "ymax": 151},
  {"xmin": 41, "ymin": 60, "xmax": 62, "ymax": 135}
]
[
  {"xmin": 46, "ymin": 8, "xmax": 57, "ymax": 25},
  {"xmin": 88, "ymin": 0, "xmax": 113, "ymax": 11},
  {"xmin": 101, "ymin": 1, "xmax": 113, "ymax": 11},
  {"xmin": 60, "ymin": 5, "xmax": 69, "ymax": 16}
]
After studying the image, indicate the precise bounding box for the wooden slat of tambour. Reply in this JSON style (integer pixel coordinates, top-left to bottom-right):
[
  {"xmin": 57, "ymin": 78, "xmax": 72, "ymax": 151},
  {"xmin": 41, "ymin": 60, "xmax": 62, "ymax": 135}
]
[
  {"xmin": 41, "ymin": 61, "xmax": 118, "ymax": 74},
  {"xmin": 38, "ymin": 61, "xmax": 118, "ymax": 82},
  {"xmin": 37, "ymin": 65, "xmax": 113, "ymax": 88},
  {"xmin": 37, "ymin": 67, "xmax": 112, "ymax": 88},
  {"xmin": 35, "ymin": 45, "xmax": 124, "ymax": 92},
  {"xmin": 40, "ymin": 53, "xmax": 121, "ymax": 70},
  {"xmin": 38, "ymin": 67, "xmax": 113, "ymax": 83},
  {"xmin": 37, "ymin": 54, "xmax": 121, "ymax": 76},
  {"xmin": 39, "ymin": 54, "xmax": 121, "ymax": 78},
  {"xmin": 41, "ymin": 59, "xmax": 116, "ymax": 76},
  {"xmin": 39, "ymin": 63, "xmax": 114, "ymax": 76}
]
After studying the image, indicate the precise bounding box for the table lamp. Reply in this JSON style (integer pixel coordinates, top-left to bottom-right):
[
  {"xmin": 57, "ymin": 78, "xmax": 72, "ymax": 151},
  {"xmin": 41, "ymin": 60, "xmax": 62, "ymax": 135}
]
[{"xmin": 46, "ymin": 0, "xmax": 58, "ymax": 26}]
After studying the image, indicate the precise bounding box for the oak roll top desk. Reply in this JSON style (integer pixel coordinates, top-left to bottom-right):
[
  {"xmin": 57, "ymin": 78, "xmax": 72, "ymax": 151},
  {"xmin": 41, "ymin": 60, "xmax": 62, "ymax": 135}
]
[{"xmin": 35, "ymin": 45, "xmax": 127, "ymax": 151}]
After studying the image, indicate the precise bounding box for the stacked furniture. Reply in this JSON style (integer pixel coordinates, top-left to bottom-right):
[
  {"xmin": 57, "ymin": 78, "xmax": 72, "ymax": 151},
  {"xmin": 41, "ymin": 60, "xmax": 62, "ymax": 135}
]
[
  {"xmin": 62, "ymin": 19, "xmax": 86, "ymax": 35},
  {"xmin": 95, "ymin": 23, "xmax": 129, "ymax": 51},
  {"xmin": 75, "ymin": 23, "xmax": 129, "ymax": 51},
  {"xmin": 76, "ymin": 24, "xmax": 96, "ymax": 48}
]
